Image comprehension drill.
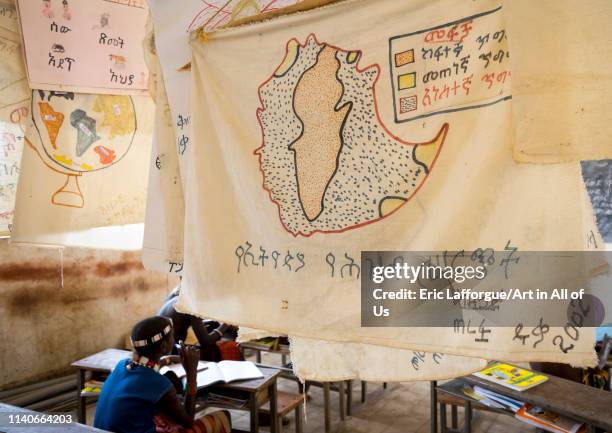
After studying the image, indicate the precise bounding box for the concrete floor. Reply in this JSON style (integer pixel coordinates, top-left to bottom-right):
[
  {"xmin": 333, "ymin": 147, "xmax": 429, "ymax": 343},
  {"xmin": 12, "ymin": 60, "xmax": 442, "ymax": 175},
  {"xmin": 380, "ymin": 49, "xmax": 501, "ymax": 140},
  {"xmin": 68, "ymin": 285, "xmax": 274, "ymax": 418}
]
[
  {"xmin": 88, "ymin": 350, "xmax": 534, "ymax": 432},
  {"xmin": 227, "ymin": 377, "xmax": 533, "ymax": 433},
  {"xmin": 226, "ymin": 351, "xmax": 533, "ymax": 433}
]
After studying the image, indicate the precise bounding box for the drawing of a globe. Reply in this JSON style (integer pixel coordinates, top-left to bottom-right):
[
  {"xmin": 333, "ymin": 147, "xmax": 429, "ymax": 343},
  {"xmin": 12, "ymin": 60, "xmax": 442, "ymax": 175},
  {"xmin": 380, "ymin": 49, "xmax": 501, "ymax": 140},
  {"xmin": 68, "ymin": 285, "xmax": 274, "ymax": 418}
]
[{"xmin": 29, "ymin": 90, "xmax": 136, "ymax": 207}]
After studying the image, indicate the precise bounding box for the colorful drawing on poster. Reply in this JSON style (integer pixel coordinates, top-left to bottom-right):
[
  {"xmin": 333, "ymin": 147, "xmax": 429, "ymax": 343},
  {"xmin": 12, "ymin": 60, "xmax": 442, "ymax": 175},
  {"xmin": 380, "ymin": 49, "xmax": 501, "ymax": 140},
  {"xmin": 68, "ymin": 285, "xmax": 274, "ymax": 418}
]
[
  {"xmin": 70, "ymin": 109, "xmax": 100, "ymax": 156},
  {"xmin": 92, "ymin": 95, "xmax": 133, "ymax": 138},
  {"xmin": 61, "ymin": 0, "xmax": 72, "ymax": 20},
  {"xmin": 38, "ymin": 101, "xmax": 64, "ymax": 148},
  {"xmin": 186, "ymin": 0, "xmax": 301, "ymax": 33},
  {"xmin": 256, "ymin": 34, "xmax": 448, "ymax": 237},
  {"xmin": 230, "ymin": 0, "xmax": 260, "ymax": 22},
  {"xmin": 109, "ymin": 54, "xmax": 126, "ymax": 68},
  {"xmin": 94, "ymin": 145, "xmax": 116, "ymax": 164},
  {"xmin": 42, "ymin": 0, "xmax": 54, "ymax": 18},
  {"xmin": 92, "ymin": 12, "xmax": 110, "ymax": 29},
  {"xmin": 102, "ymin": 0, "xmax": 145, "ymax": 8},
  {"xmin": 29, "ymin": 90, "xmax": 136, "ymax": 208}
]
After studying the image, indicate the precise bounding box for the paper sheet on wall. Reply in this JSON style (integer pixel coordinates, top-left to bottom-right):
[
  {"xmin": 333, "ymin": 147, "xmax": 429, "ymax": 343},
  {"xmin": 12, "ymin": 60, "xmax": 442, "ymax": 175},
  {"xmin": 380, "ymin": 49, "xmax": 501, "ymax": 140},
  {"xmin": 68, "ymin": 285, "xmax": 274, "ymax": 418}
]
[
  {"xmin": 0, "ymin": 25, "xmax": 29, "ymax": 125},
  {"xmin": 0, "ymin": 1, "xmax": 19, "ymax": 34},
  {"xmin": 506, "ymin": 0, "xmax": 612, "ymax": 163},
  {"xmin": 0, "ymin": 3, "xmax": 30, "ymax": 236},
  {"xmin": 0, "ymin": 121, "xmax": 23, "ymax": 236},
  {"xmin": 11, "ymin": 91, "xmax": 154, "ymax": 247},
  {"xmin": 15, "ymin": 0, "xmax": 149, "ymax": 95},
  {"xmin": 181, "ymin": 0, "xmax": 604, "ymax": 365}
]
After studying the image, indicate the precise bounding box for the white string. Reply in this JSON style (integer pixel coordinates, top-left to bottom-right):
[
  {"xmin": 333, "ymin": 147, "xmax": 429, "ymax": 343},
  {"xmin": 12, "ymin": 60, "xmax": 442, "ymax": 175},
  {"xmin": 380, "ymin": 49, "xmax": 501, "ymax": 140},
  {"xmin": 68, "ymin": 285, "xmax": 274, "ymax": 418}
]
[{"xmin": 59, "ymin": 247, "xmax": 64, "ymax": 288}]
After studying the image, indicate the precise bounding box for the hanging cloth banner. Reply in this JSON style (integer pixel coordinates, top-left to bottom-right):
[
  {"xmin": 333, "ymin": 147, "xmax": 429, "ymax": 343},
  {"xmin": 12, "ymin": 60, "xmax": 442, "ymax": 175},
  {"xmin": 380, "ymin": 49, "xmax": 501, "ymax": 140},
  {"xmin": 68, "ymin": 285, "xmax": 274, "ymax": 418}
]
[
  {"xmin": 183, "ymin": 0, "xmax": 605, "ymax": 365},
  {"xmin": 143, "ymin": 0, "xmax": 307, "ymax": 274},
  {"xmin": 235, "ymin": 327, "xmax": 488, "ymax": 381},
  {"xmin": 144, "ymin": 0, "xmax": 491, "ymax": 381},
  {"xmin": 142, "ymin": 42, "xmax": 185, "ymax": 273},
  {"xmin": 11, "ymin": 91, "xmax": 154, "ymax": 248},
  {"xmin": 505, "ymin": 0, "xmax": 612, "ymax": 163},
  {"xmin": 289, "ymin": 336, "xmax": 487, "ymax": 381}
]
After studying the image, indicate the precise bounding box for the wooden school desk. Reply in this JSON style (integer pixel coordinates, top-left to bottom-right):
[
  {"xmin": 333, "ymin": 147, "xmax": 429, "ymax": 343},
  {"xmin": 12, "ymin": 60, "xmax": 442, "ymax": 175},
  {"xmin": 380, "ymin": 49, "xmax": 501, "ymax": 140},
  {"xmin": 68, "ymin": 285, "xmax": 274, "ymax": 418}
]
[
  {"xmin": 202, "ymin": 366, "xmax": 281, "ymax": 433},
  {"xmin": 71, "ymin": 348, "xmax": 130, "ymax": 423},
  {"xmin": 241, "ymin": 339, "xmax": 353, "ymax": 433},
  {"xmin": 431, "ymin": 373, "xmax": 612, "ymax": 433},
  {"xmin": 71, "ymin": 348, "xmax": 282, "ymax": 433}
]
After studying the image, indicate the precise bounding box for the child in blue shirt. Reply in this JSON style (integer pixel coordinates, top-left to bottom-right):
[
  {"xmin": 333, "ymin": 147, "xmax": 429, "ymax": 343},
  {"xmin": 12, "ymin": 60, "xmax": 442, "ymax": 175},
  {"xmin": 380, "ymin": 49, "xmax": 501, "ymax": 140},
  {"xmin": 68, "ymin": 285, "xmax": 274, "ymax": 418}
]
[{"xmin": 94, "ymin": 316, "xmax": 230, "ymax": 433}]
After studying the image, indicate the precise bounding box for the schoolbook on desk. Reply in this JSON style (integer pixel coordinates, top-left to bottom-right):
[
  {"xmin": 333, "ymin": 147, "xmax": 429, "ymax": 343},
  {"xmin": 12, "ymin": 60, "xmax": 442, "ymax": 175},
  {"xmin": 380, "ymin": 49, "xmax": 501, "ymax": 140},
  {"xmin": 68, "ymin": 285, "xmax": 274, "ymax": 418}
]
[
  {"xmin": 161, "ymin": 361, "xmax": 263, "ymax": 388},
  {"xmin": 515, "ymin": 404, "xmax": 585, "ymax": 433},
  {"xmin": 472, "ymin": 362, "xmax": 548, "ymax": 391}
]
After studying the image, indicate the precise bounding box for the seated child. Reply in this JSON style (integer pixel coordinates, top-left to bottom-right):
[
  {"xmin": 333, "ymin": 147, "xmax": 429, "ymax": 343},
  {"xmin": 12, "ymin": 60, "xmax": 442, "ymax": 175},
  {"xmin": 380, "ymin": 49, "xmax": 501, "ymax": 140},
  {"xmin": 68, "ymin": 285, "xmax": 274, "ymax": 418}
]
[
  {"xmin": 158, "ymin": 288, "xmax": 239, "ymax": 362},
  {"xmin": 94, "ymin": 316, "xmax": 231, "ymax": 433}
]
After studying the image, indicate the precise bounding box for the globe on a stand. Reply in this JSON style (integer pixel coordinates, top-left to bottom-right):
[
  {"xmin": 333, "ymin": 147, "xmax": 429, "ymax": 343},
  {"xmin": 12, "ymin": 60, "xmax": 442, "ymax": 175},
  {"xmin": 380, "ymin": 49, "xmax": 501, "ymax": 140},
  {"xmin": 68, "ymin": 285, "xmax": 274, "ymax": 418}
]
[{"xmin": 30, "ymin": 90, "xmax": 136, "ymax": 208}]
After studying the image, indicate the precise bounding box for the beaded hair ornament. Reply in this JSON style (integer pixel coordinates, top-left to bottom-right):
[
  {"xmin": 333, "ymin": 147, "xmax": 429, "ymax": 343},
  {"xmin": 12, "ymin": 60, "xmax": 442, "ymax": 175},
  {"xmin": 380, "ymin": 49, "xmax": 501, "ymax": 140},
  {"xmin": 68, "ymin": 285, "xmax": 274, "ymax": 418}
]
[{"xmin": 128, "ymin": 323, "xmax": 172, "ymax": 372}]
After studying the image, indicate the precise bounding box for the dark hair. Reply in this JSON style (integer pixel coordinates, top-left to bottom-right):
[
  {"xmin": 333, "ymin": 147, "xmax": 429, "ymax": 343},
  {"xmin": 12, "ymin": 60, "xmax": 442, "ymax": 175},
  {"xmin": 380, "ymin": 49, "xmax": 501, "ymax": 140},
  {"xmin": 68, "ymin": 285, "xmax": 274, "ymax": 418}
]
[{"xmin": 131, "ymin": 316, "xmax": 173, "ymax": 358}]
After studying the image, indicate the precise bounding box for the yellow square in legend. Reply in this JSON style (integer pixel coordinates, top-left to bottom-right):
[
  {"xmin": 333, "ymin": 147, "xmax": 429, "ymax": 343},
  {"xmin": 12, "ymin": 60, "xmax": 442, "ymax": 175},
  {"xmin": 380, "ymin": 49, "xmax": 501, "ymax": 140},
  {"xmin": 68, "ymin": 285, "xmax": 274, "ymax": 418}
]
[{"xmin": 398, "ymin": 72, "xmax": 416, "ymax": 90}]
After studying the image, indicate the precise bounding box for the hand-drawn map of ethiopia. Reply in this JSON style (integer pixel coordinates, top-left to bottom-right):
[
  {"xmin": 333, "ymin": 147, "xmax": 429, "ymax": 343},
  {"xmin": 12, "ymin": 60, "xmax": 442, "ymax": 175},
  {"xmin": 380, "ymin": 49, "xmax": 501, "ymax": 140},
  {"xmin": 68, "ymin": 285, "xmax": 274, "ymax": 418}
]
[
  {"xmin": 29, "ymin": 90, "xmax": 136, "ymax": 208},
  {"xmin": 256, "ymin": 34, "xmax": 449, "ymax": 237}
]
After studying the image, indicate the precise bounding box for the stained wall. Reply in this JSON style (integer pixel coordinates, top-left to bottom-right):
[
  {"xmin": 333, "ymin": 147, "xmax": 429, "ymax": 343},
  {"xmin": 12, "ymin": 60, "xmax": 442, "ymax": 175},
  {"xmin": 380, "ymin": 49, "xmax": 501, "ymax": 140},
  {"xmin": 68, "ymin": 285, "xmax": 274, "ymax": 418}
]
[{"xmin": 0, "ymin": 239, "xmax": 176, "ymax": 389}]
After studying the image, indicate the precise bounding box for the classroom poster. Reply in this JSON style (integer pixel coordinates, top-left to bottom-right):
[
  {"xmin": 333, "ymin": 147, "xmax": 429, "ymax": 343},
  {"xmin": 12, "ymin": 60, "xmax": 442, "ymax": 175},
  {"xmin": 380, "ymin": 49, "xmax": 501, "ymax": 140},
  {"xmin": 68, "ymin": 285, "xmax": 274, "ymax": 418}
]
[
  {"xmin": 16, "ymin": 0, "xmax": 149, "ymax": 95},
  {"xmin": 0, "ymin": 2, "xmax": 31, "ymax": 236},
  {"xmin": 0, "ymin": 24, "xmax": 29, "ymax": 126},
  {"xmin": 11, "ymin": 90, "xmax": 154, "ymax": 247},
  {"xmin": 181, "ymin": 0, "xmax": 604, "ymax": 365}
]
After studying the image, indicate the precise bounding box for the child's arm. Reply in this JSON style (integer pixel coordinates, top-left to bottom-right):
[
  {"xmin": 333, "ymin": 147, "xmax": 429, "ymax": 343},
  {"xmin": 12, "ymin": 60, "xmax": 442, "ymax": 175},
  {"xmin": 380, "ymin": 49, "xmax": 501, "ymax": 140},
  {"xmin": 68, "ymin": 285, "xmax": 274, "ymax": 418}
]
[
  {"xmin": 157, "ymin": 344, "xmax": 199, "ymax": 426},
  {"xmin": 191, "ymin": 317, "xmax": 228, "ymax": 345},
  {"xmin": 157, "ymin": 386, "xmax": 195, "ymax": 428}
]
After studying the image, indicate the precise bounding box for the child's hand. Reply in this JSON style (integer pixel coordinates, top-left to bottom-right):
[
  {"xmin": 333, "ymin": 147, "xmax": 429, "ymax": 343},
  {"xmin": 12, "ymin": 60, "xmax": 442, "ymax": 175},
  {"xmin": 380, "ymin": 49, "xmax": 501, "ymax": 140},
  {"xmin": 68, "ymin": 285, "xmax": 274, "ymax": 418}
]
[{"xmin": 179, "ymin": 344, "xmax": 200, "ymax": 380}]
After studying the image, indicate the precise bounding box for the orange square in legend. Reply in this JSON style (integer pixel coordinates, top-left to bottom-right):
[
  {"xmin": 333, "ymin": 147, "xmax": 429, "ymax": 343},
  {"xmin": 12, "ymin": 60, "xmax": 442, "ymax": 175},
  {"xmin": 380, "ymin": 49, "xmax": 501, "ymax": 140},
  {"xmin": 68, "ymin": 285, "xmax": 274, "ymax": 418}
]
[{"xmin": 395, "ymin": 49, "xmax": 415, "ymax": 67}]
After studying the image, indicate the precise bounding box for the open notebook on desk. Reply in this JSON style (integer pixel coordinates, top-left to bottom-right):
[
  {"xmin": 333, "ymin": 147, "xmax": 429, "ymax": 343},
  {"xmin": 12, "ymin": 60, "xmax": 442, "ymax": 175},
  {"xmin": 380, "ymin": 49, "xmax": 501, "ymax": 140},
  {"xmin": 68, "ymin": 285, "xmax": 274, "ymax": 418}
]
[{"xmin": 161, "ymin": 361, "xmax": 263, "ymax": 388}]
